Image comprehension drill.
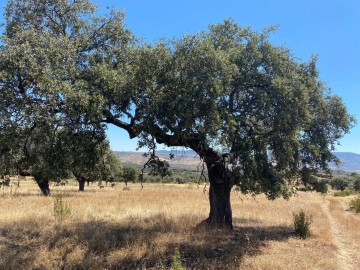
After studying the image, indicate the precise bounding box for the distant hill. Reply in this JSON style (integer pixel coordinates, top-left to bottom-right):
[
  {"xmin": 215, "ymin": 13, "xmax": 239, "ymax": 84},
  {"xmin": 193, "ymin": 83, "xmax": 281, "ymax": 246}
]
[
  {"xmin": 115, "ymin": 151, "xmax": 360, "ymax": 172},
  {"xmin": 331, "ymin": 152, "xmax": 360, "ymax": 171},
  {"xmin": 115, "ymin": 150, "xmax": 200, "ymax": 171}
]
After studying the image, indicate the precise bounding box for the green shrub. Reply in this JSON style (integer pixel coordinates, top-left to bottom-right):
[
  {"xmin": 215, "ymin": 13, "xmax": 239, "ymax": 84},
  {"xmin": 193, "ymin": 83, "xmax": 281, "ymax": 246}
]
[
  {"xmin": 350, "ymin": 196, "xmax": 360, "ymax": 213},
  {"xmin": 314, "ymin": 181, "xmax": 328, "ymax": 194},
  {"xmin": 297, "ymin": 186, "xmax": 310, "ymax": 192},
  {"xmin": 123, "ymin": 186, "xmax": 131, "ymax": 191},
  {"xmin": 293, "ymin": 209, "xmax": 312, "ymax": 239},
  {"xmin": 172, "ymin": 247, "xmax": 184, "ymax": 270},
  {"xmin": 333, "ymin": 190, "xmax": 357, "ymax": 197},
  {"xmin": 330, "ymin": 177, "xmax": 349, "ymax": 191},
  {"xmin": 353, "ymin": 179, "xmax": 360, "ymax": 192},
  {"xmin": 53, "ymin": 194, "xmax": 71, "ymax": 222}
]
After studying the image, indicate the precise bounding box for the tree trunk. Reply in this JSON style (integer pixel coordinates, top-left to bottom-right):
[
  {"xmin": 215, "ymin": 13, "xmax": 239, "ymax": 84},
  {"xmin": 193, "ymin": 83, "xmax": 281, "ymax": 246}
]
[
  {"xmin": 78, "ymin": 177, "xmax": 86, "ymax": 191},
  {"xmin": 207, "ymin": 182, "xmax": 233, "ymax": 229},
  {"xmin": 37, "ymin": 180, "xmax": 50, "ymax": 196},
  {"xmin": 205, "ymin": 158, "xmax": 233, "ymax": 229}
]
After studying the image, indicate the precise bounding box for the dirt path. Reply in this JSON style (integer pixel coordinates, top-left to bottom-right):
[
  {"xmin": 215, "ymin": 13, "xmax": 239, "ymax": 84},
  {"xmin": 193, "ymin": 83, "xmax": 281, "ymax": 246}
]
[{"xmin": 322, "ymin": 198, "xmax": 354, "ymax": 270}]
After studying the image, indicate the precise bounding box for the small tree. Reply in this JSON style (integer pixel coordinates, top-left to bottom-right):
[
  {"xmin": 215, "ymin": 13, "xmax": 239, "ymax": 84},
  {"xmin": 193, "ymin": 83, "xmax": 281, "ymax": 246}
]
[
  {"xmin": 314, "ymin": 181, "xmax": 328, "ymax": 194},
  {"xmin": 99, "ymin": 150, "xmax": 123, "ymax": 185},
  {"xmin": 353, "ymin": 179, "xmax": 360, "ymax": 192},
  {"xmin": 69, "ymin": 129, "xmax": 112, "ymax": 191},
  {"xmin": 330, "ymin": 177, "xmax": 349, "ymax": 191},
  {"xmin": 293, "ymin": 209, "xmax": 312, "ymax": 239},
  {"xmin": 122, "ymin": 166, "xmax": 138, "ymax": 186}
]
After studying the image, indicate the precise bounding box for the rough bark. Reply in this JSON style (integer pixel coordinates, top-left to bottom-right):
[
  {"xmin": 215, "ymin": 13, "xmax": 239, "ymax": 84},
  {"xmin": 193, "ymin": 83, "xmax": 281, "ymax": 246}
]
[
  {"xmin": 205, "ymin": 157, "xmax": 233, "ymax": 229},
  {"xmin": 78, "ymin": 177, "xmax": 86, "ymax": 191},
  {"xmin": 37, "ymin": 179, "xmax": 50, "ymax": 196},
  {"xmin": 207, "ymin": 182, "xmax": 233, "ymax": 229}
]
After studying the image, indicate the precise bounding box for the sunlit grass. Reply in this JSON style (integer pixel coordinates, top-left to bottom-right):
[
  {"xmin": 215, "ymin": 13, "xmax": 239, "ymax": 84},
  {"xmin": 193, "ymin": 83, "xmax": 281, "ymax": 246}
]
[{"xmin": 0, "ymin": 180, "xmax": 359, "ymax": 269}]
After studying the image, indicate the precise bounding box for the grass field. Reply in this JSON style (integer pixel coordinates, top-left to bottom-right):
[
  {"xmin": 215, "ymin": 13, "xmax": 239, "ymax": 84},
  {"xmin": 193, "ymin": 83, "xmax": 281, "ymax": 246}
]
[{"xmin": 0, "ymin": 180, "xmax": 359, "ymax": 269}]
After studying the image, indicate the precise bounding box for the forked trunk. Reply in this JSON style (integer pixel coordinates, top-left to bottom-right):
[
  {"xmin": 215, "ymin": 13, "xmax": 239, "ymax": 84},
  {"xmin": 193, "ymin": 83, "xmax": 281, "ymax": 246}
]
[{"xmin": 205, "ymin": 158, "xmax": 233, "ymax": 229}]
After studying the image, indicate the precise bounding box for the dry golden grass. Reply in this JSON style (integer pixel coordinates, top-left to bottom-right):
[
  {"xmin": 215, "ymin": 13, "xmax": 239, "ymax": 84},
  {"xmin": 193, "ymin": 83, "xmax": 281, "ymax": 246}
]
[{"xmin": 0, "ymin": 181, "xmax": 359, "ymax": 269}]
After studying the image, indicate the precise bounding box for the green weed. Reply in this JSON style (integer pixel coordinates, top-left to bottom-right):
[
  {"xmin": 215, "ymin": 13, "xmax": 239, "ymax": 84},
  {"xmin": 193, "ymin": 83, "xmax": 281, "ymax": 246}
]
[
  {"xmin": 53, "ymin": 194, "xmax": 71, "ymax": 222},
  {"xmin": 293, "ymin": 209, "xmax": 312, "ymax": 239},
  {"xmin": 172, "ymin": 247, "xmax": 184, "ymax": 270},
  {"xmin": 333, "ymin": 190, "xmax": 357, "ymax": 197}
]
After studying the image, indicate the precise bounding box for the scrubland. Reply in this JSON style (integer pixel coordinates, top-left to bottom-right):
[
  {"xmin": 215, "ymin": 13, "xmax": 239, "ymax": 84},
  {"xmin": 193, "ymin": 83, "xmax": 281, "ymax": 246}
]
[{"xmin": 0, "ymin": 180, "xmax": 359, "ymax": 269}]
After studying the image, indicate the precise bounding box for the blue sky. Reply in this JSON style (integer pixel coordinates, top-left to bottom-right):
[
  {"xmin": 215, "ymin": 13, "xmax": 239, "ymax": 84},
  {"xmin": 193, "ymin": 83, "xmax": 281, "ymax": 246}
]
[{"xmin": 1, "ymin": 1, "xmax": 359, "ymax": 153}]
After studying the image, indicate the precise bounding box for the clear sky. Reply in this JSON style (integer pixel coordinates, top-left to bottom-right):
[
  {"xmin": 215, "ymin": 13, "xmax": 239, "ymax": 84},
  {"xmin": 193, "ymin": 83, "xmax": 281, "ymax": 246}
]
[{"xmin": 1, "ymin": 1, "xmax": 359, "ymax": 153}]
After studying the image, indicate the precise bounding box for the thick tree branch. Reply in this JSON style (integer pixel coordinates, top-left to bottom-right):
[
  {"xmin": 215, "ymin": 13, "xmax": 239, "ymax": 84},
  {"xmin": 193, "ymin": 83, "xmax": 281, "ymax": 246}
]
[{"xmin": 102, "ymin": 110, "xmax": 138, "ymax": 139}]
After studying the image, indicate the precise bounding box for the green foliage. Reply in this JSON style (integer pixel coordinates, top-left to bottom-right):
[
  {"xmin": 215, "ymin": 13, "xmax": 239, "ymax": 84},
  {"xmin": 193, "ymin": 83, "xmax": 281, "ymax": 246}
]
[
  {"xmin": 100, "ymin": 150, "xmax": 123, "ymax": 183},
  {"xmin": 53, "ymin": 194, "xmax": 71, "ymax": 222},
  {"xmin": 171, "ymin": 247, "xmax": 184, "ymax": 270},
  {"xmin": 293, "ymin": 209, "xmax": 312, "ymax": 239},
  {"xmin": 0, "ymin": 0, "xmax": 355, "ymax": 227},
  {"xmin": 353, "ymin": 179, "xmax": 360, "ymax": 192},
  {"xmin": 135, "ymin": 168, "xmax": 202, "ymax": 184},
  {"xmin": 301, "ymin": 174, "xmax": 328, "ymax": 193},
  {"xmin": 26, "ymin": 125, "xmax": 74, "ymax": 186},
  {"xmin": 70, "ymin": 129, "xmax": 112, "ymax": 182},
  {"xmin": 122, "ymin": 166, "xmax": 138, "ymax": 183},
  {"xmin": 314, "ymin": 181, "xmax": 328, "ymax": 194},
  {"xmin": 142, "ymin": 153, "xmax": 171, "ymax": 179},
  {"xmin": 333, "ymin": 190, "xmax": 357, "ymax": 197},
  {"xmin": 0, "ymin": 0, "xmax": 129, "ymax": 193},
  {"xmin": 350, "ymin": 196, "xmax": 360, "ymax": 213},
  {"xmin": 330, "ymin": 177, "xmax": 350, "ymax": 191}
]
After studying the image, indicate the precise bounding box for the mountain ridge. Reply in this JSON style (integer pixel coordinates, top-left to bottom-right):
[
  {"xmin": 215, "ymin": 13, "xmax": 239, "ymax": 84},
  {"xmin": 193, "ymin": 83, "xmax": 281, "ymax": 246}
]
[{"xmin": 115, "ymin": 151, "xmax": 360, "ymax": 171}]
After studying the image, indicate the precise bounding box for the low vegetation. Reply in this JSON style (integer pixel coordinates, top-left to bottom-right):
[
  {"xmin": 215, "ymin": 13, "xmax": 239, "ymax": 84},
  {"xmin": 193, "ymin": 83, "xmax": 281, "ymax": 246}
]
[
  {"xmin": 333, "ymin": 190, "xmax": 358, "ymax": 197},
  {"xmin": 1, "ymin": 180, "xmax": 359, "ymax": 269},
  {"xmin": 53, "ymin": 194, "xmax": 72, "ymax": 223},
  {"xmin": 350, "ymin": 195, "xmax": 360, "ymax": 213},
  {"xmin": 293, "ymin": 209, "xmax": 312, "ymax": 239}
]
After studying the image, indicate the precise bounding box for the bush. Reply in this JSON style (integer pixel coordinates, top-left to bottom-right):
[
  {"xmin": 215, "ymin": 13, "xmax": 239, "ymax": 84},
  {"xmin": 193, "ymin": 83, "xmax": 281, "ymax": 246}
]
[
  {"xmin": 53, "ymin": 194, "xmax": 71, "ymax": 222},
  {"xmin": 334, "ymin": 190, "xmax": 357, "ymax": 197},
  {"xmin": 353, "ymin": 179, "xmax": 360, "ymax": 192},
  {"xmin": 293, "ymin": 209, "xmax": 312, "ymax": 239},
  {"xmin": 314, "ymin": 181, "xmax": 328, "ymax": 194},
  {"xmin": 172, "ymin": 247, "xmax": 184, "ymax": 270},
  {"xmin": 330, "ymin": 177, "xmax": 349, "ymax": 191},
  {"xmin": 350, "ymin": 196, "xmax": 360, "ymax": 213}
]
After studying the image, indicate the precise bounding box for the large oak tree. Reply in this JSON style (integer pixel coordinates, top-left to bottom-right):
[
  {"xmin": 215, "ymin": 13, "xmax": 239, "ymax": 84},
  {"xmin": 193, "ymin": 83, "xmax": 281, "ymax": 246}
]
[{"xmin": 0, "ymin": 0, "xmax": 355, "ymax": 228}]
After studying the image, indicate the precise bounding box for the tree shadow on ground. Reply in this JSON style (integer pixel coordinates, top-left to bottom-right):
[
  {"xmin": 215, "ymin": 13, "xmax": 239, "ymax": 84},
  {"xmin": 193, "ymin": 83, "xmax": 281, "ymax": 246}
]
[{"xmin": 0, "ymin": 215, "xmax": 295, "ymax": 269}]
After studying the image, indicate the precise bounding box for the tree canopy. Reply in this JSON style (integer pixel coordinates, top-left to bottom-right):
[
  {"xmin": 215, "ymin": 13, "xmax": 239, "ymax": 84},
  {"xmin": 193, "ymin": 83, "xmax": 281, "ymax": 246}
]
[{"xmin": 0, "ymin": 0, "xmax": 355, "ymax": 228}]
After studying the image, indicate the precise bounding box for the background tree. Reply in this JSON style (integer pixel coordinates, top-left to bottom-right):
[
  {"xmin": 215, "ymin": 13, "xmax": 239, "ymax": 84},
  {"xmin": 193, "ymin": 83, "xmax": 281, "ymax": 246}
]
[
  {"xmin": 353, "ymin": 179, "xmax": 360, "ymax": 192},
  {"xmin": 1, "ymin": 1, "xmax": 355, "ymax": 228},
  {"xmin": 122, "ymin": 166, "xmax": 138, "ymax": 186},
  {"xmin": 97, "ymin": 149, "xmax": 122, "ymax": 186},
  {"xmin": 68, "ymin": 128, "xmax": 113, "ymax": 191},
  {"xmin": 0, "ymin": 0, "xmax": 126, "ymax": 194},
  {"xmin": 22, "ymin": 124, "xmax": 73, "ymax": 195},
  {"xmin": 330, "ymin": 177, "xmax": 349, "ymax": 191}
]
